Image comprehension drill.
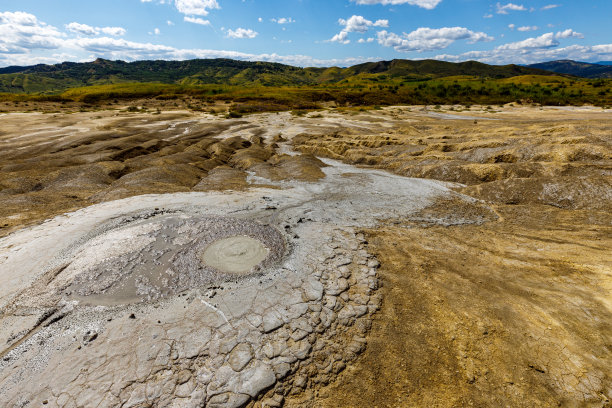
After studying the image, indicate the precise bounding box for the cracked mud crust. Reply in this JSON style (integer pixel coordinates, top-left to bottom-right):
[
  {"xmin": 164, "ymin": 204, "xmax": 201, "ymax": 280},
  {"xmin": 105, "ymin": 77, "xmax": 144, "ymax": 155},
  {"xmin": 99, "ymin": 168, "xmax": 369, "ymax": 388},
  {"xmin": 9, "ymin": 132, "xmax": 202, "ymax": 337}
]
[{"xmin": 0, "ymin": 155, "xmax": 472, "ymax": 407}]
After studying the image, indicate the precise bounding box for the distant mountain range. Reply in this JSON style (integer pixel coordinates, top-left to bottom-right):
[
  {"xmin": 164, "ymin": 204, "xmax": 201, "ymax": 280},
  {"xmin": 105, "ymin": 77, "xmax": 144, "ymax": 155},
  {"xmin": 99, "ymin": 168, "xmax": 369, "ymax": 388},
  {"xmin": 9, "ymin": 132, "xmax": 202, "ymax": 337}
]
[
  {"xmin": 527, "ymin": 60, "xmax": 612, "ymax": 78},
  {"xmin": 0, "ymin": 58, "xmax": 556, "ymax": 94}
]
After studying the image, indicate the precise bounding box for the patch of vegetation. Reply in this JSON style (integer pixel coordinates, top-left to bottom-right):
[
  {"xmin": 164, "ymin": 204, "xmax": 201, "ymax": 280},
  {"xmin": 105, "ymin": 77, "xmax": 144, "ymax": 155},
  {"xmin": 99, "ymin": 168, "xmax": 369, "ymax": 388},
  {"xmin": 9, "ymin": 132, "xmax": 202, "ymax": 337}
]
[{"xmin": 0, "ymin": 61, "xmax": 610, "ymax": 110}]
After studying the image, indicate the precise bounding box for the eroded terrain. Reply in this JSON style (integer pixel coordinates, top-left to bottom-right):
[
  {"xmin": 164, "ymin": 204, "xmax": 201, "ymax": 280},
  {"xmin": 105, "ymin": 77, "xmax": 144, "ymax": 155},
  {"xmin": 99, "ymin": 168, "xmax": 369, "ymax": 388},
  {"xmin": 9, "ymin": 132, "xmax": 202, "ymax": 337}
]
[{"xmin": 0, "ymin": 105, "xmax": 610, "ymax": 407}]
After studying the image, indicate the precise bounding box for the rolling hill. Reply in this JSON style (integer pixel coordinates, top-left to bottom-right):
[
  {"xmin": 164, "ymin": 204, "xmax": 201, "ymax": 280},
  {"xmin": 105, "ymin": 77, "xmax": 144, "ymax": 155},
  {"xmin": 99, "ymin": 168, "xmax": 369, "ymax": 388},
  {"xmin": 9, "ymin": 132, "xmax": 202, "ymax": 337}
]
[
  {"xmin": 0, "ymin": 58, "xmax": 556, "ymax": 94},
  {"xmin": 528, "ymin": 60, "xmax": 612, "ymax": 78}
]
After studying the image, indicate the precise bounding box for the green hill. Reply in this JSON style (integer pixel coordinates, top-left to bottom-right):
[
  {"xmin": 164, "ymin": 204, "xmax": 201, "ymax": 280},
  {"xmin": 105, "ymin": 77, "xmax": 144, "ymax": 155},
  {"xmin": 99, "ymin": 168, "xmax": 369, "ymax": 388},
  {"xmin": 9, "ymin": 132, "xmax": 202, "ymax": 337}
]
[{"xmin": 0, "ymin": 58, "xmax": 557, "ymax": 94}]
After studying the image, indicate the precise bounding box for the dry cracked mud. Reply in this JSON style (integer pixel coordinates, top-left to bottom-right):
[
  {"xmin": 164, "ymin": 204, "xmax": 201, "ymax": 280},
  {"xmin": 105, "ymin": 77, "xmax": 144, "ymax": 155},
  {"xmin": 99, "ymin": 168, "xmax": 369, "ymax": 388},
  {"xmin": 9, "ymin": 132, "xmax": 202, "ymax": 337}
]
[{"xmin": 0, "ymin": 105, "xmax": 611, "ymax": 407}]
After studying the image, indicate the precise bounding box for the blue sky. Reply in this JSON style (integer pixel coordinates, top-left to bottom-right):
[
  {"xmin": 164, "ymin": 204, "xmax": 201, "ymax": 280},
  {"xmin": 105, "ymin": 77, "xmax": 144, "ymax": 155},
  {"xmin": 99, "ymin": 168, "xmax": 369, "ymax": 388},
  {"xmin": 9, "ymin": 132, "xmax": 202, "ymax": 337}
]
[{"xmin": 0, "ymin": 0, "xmax": 611, "ymax": 67}]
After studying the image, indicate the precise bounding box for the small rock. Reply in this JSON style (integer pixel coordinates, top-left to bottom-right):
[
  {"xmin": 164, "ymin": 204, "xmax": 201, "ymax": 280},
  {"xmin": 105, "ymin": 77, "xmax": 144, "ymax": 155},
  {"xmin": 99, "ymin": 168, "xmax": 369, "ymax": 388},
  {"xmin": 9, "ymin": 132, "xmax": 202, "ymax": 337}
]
[
  {"xmin": 262, "ymin": 311, "xmax": 284, "ymax": 333},
  {"xmin": 262, "ymin": 394, "xmax": 284, "ymax": 407},
  {"xmin": 228, "ymin": 343, "xmax": 253, "ymax": 372},
  {"xmin": 293, "ymin": 375, "xmax": 307, "ymax": 389},
  {"xmin": 234, "ymin": 363, "xmax": 276, "ymax": 398},
  {"xmin": 332, "ymin": 256, "xmax": 352, "ymax": 267},
  {"xmin": 83, "ymin": 331, "xmax": 98, "ymax": 343},
  {"xmin": 290, "ymin": 340, "xmax": 311, "ymax": 360},
  {"xmin": 302, "ymin": 279, "xmax": 324, "ymax": 302},
  {"xmin": 208, "ymin": 392, "xmax": 250, "ymax": 408},
  {"xmin": 272, "ymin": 362, "xmax": 291, "ymax": 380},
  {"xmin": 177, "ymin": 370, "xmax": 192, "ymax": 385},
  {"xmin": 338, "ymin": 265, "xmax": 351, "ymax": 278},
  {"xmin": 367, "ymin": 259, "xmax": 380, "ymax": 268}
]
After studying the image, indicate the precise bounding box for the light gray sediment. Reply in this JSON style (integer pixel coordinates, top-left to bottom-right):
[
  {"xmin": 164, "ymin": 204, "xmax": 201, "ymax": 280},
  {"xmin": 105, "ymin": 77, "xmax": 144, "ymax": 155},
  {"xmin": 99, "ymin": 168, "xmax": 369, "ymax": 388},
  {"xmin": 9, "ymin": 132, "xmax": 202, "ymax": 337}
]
[{"xmin": 0, "ymin": 158, "xmax": 491, "ymax": 407}]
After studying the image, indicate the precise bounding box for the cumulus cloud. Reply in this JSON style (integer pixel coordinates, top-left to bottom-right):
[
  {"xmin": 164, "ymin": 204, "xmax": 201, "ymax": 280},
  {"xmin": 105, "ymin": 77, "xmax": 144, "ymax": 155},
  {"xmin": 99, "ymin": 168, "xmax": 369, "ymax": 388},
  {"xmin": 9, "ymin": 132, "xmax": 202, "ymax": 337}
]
[
  {"xmin": 17, "ymin": 34, "xmax": 378, "ymax": 67},
  {"xmin": 174, "ymin": 0, "xmax": 219, "ymax": 16},
  {"xmin": 340, "ymin": 15, "xmax": 388, "ymax": 32},
  {"xmin": 436, "ymin": 43, "xmax": 612, "ymax": 65},
  {"xmin": 351, "ymin": 0, "xmax": 442, "ymax": 10},
  {"xmin": 271, "ymin": 17, "xmax": 295, "ymax": 24},
  {"xmin": 496, "ymin": 32, "xmax": 558, "ymax": 50},
  {"xmin": 0, "ymin": 11, "xmax": 64, "ymax": 54},
  {"xmin": 65, "ymin": 22, "xmax": 97, "ymax": 36},
  {"xmin": 435, "ymin": 29, "xmax": 596, "ymax": 65},
  {"xmin": 329, "ymin": 15, "xmax": 388, "ymax": 44},
  {"xmin": 555, "ymin": 29, "xmax": 583, "ymax": 39},
  {"xmin": 66, "ymin": 22, "xmax": 126, "ymax": 37},
  {"xmin": 377, "ymin": 26, "xmax": 493, "ymax": 52},
  {"xmin": 184, "ymin": 16, "xmax": 211, "ymax": 26},
  {"xmin": 226, "ymin": 28, "xmax": 258, "ymax": 39},
  {"xmin": 496, "ymin": 2, "xmax": 527, "ymax": 14},
  {"xmin": 517, "ymin": 26, "xmax": 538, "ymax": 32}
]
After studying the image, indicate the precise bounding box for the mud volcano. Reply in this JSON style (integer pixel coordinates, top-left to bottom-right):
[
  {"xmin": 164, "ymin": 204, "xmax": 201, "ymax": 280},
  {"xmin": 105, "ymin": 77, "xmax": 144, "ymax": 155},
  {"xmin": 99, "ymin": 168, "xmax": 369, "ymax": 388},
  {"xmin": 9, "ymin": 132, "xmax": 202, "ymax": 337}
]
[
  {"xmin": 201, "ymin": 236, "xmax": 270, "ymax": 274},
  {"xmin": 0, "ymin": 160, "xmax": 470, "ymax": 407},
  {"xmin": 63, "ymin": 215, "xmax": 285, "ymax": 305}
]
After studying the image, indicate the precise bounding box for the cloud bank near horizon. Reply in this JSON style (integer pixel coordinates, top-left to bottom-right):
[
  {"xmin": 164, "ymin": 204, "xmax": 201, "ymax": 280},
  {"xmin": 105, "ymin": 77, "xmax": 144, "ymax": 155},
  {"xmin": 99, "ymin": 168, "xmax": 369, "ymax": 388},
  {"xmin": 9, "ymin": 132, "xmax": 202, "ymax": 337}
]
[{"xmin": 0, "ymin": 3, "xmax": 611, "ymax": 68}]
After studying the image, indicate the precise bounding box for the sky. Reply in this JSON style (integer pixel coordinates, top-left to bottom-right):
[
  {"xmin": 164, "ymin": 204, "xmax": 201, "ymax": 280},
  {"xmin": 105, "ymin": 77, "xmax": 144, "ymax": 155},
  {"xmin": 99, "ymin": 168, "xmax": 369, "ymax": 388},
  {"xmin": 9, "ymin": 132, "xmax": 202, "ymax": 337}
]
[{"xmin": 0, "ymin": 0, "xmax": 611, "ymax": 68}]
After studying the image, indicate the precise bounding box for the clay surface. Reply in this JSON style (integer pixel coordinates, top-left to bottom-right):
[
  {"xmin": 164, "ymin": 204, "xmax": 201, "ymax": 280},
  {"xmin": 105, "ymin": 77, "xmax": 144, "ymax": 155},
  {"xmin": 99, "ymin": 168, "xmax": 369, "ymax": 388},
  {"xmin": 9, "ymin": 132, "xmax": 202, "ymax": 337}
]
[{"xmin": 0, "ymin": 105, "xmax": 610, "ymax": 407}]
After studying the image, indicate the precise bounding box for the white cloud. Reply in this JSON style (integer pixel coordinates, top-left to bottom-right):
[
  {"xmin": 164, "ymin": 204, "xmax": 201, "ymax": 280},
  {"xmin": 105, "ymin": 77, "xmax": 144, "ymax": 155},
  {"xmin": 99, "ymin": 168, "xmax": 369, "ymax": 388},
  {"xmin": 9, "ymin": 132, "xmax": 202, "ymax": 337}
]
[
  {"xmin": 154, "ymin": 28, "xmax": 161, "ymax": 35},
  {"xmin": 517, "ymin": 26, "xmax": 538, "ymax": 32},
  {"xmin": 66, "ymin": 22, "xmax": 98, "ymax": 36},
  {"xmin": 435, "ymin": 29, "xmax": 598, "ymax": 65},
  {"xmin": 358, "ymin": 38, "xmax": 375, "ymax": 43},
  {"xmin": 226, "ymin": 28, "xmax": 258, "ymax": 39},
  {"xmin": 496, "ymin": 2, "xmax": 527, "ymax": 14},
  {"xmin": 175, "ymin": 0, "xmax": 219, "ymax": 16},
  {"xmin": 101, "ymin": 27, "xmax": 127, "ymax": 36},
  {"xmin": 258, "ymin": 17, "xmax": 263, "ymax": 23},
  {"xmin": 377, "ymin": 26, "xmax": 493, "ymax": 52},
  {"xmin": 330, "ymin": 31, "xmax": 350, "ymax": 44},
  {"xmin": 483, "ymin": 13, "xmax": 493, "ymax": 18},
  {"xmin": 167, "ymin": 20, "xmax": 175, "ymax": 26},
  {"xmin": 555, "ymin": 29, "xmax": 583, "ymax": 39},
  {"xmin": 351, "ymin": 0, "xmax": 442, "ymax": 10},
  {"xmin": 184, "ymin": 16, "xmax": 211, "ymax": 26},
  {"xmin": 0, "ymin": 11, "xmax": 64, "ymax": 54},
  {"xmin": 340, "ymin": 15, "xmax": 388, "ymax": 32},
  {"xmin": 24, "ymin": 35, "xmax": 379, "ymax": 67},
  {"xmin": 541, "ymin": 4, "xmax": 560, "ymax": 11},
  {"xmin": 66, "ymin": 22, "xmax": 126, "ymax": 37},
  {"xmin": 271, "ymin": 17, "xmax": 295, "ymax": 24},
  {"xmin": 436, "ymin": 42, "xmax": 612, "ymax": 65},
  {"xmin": 496, "ymin": 33, "xmax": 558, "ymax": 50},
  {"xmin": 329, "ymin": 15, "xmax": 388, "ymax": 44}
]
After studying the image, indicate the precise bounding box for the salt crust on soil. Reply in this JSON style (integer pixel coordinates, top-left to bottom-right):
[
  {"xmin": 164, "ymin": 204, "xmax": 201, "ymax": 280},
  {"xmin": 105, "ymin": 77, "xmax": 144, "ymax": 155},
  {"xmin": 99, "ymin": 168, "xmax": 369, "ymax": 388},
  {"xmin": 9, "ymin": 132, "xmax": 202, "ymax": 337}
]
[{"xmin": 0, "ymin": 159, "xmax": 487, "ymax": 407}]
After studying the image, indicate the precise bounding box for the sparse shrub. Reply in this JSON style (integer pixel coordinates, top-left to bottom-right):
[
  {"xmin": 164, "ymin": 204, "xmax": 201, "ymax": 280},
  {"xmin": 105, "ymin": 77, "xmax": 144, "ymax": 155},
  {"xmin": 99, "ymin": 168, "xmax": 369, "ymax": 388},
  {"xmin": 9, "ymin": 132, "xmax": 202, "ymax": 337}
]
[{"xmin": 226, "ymin": 111, "xmax": 242, "ymax": 118}]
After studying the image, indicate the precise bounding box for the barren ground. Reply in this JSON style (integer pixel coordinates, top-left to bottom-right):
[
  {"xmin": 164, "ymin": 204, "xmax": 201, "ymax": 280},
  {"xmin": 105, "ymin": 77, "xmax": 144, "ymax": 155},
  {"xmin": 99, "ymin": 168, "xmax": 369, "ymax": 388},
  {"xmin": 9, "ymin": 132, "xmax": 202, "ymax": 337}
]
[{"xmin": 0, "ymin": 104, "xmax": 610, "ymax": 407}]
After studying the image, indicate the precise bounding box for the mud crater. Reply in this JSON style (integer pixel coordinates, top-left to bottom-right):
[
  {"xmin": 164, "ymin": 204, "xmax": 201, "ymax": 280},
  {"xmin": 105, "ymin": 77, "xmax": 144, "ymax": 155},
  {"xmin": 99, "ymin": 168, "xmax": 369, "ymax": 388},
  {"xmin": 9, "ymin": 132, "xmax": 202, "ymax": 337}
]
[{"xmin": 64, "ymin": 215, "xmax": 286, "ymax": 305}]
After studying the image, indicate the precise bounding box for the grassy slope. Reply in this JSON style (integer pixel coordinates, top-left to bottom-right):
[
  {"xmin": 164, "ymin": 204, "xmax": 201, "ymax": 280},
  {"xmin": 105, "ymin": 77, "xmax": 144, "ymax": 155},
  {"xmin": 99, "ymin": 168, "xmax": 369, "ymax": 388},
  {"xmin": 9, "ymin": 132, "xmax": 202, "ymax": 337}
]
[
  {"xmin": 0, "ymin": 58, "xmax": 558, "ymax": 94},
  {"xmin": 0, "ymin": 59, "xmax": 610, "ymax": 107}
]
